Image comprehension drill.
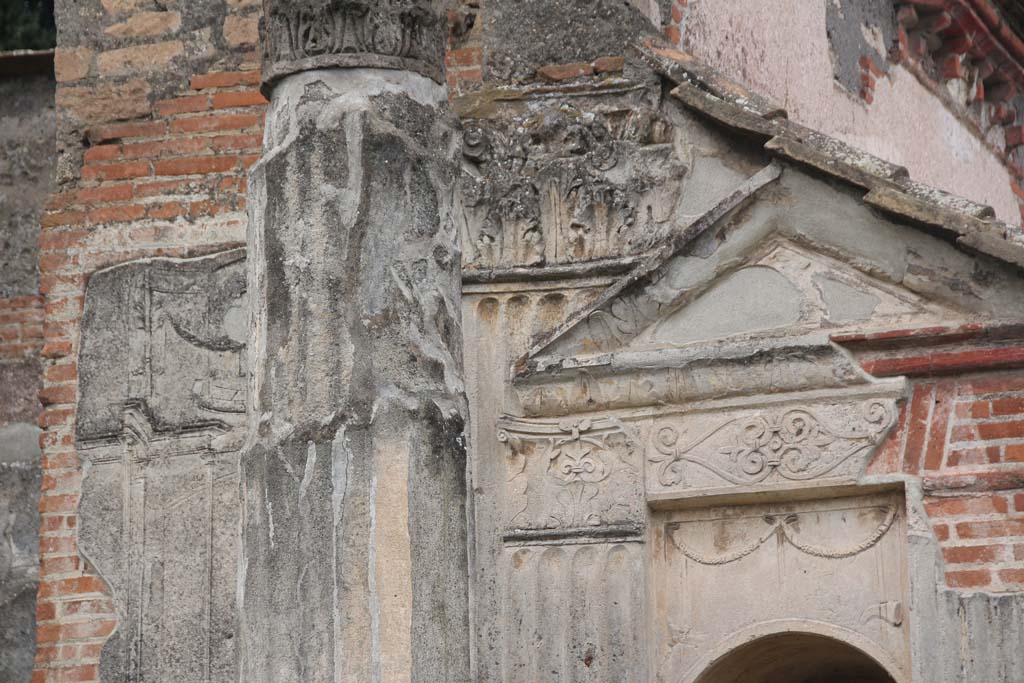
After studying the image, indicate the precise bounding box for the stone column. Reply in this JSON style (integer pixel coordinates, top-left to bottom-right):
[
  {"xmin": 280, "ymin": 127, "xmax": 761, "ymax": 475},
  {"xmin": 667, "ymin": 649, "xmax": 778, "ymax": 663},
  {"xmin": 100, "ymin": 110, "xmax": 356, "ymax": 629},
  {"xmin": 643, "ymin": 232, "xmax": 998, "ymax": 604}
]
[{"xmin": 240, "ymin": 2, "xmax": 470, "ymax": 681}]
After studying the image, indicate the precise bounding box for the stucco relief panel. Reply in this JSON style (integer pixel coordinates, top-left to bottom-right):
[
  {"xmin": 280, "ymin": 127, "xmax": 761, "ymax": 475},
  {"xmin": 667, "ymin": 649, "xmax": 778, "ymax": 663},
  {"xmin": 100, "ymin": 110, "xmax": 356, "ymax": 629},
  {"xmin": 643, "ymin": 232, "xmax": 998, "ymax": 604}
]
[{"xmin": 651, "ymin": 493, "xmax": 910, "ymax": 682}]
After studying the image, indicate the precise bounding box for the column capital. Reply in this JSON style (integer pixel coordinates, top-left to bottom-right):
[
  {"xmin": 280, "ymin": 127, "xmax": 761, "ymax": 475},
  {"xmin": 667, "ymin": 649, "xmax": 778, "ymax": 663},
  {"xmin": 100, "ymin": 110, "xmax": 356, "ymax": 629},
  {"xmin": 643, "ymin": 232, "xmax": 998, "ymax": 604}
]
[{"xmin": 259, "ymin": 0, "xmax": 447, "ymax": 95}]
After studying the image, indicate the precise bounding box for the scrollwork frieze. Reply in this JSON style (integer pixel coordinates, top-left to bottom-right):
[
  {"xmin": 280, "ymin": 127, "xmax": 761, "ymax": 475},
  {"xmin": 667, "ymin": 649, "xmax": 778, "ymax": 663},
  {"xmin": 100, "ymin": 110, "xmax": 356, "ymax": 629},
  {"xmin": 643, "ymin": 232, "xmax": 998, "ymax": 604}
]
[{"xmin": 648, "ymin": 400, "xmax": 896, "ymax": 491}]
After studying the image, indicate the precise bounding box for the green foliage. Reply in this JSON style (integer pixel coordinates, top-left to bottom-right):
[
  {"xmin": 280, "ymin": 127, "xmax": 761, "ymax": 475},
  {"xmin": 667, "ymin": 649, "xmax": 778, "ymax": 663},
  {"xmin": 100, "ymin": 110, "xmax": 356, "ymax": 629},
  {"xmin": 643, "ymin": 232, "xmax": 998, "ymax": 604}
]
[{"xmin": 0, "ymin": 0, "xmax": 57, "ymax": 52}]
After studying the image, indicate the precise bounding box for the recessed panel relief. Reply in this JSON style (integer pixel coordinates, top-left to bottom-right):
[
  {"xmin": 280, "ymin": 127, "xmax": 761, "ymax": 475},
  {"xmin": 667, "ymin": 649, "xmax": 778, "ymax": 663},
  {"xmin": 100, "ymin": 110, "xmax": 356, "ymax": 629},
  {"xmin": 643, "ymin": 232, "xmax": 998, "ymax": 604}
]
[
  {"xmin": 650, "ymin": 494, "xmax": 910, "ymax": 683},
  {"xmin": 76, "ymin": 250, "xmax": 246, "ymax": 682},
  {"xmin": 646, "ymin": 397, "xmax": 899, "ymax": 501}
]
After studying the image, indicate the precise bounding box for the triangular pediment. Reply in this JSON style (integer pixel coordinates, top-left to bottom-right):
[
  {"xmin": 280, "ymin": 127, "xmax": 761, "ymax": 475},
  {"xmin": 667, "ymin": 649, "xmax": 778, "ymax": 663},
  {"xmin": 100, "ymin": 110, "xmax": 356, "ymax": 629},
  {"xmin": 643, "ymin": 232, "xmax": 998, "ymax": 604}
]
[
  {"xmin": 515, "ymin": 161, "xmax": 1024, "ymax": 404},
  {"xmin": 629, "ymin": 240, "xmax": 957, "ymax": 352}
]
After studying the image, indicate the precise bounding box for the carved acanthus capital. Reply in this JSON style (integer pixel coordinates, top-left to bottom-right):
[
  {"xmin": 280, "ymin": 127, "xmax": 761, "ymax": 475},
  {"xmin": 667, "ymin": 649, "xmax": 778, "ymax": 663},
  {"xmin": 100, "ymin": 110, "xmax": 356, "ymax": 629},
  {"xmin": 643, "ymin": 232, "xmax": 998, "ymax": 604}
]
[{"xmin": 260, "ymin": 0, "xmax": 446, "ymax": 94}]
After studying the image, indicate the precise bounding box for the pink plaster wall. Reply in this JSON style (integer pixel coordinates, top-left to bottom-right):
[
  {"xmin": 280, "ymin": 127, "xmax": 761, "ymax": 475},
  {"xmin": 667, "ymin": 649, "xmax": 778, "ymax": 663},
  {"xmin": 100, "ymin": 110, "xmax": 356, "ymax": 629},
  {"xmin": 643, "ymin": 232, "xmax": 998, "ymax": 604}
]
[{"xmin": 682, "ymin": 0, "xmax": 1020, "ymax": 225}]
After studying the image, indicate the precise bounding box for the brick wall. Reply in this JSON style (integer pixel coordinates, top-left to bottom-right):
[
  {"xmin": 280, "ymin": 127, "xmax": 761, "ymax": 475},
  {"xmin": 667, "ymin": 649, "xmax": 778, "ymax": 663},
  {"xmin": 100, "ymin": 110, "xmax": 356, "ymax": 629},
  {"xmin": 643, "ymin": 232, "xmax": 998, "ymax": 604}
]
[
  {"xmin": 867, "ymin": 370, "xmax": 1024, "ymax": 592},
  {"xmin": 33, "ymin": 0, "xmax": 263, "ymax": 678}
]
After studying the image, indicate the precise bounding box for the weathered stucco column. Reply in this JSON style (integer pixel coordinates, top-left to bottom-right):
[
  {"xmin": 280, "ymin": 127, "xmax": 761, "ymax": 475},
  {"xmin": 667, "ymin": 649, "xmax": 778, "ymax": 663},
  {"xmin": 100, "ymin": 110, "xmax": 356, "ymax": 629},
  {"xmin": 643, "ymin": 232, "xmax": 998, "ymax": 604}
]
[{"xmin": 240, "ymin": 2, "xmax": 470, "ymax": 680}]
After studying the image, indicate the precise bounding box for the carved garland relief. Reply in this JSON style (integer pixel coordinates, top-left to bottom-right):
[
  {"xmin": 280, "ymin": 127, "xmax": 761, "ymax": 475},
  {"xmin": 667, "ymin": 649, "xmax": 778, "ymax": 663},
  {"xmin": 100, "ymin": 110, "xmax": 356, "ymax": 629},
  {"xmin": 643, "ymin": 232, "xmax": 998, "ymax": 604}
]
[{"xmin": 668, "ymin": 504, "xmax": 898, "ymax": 566}]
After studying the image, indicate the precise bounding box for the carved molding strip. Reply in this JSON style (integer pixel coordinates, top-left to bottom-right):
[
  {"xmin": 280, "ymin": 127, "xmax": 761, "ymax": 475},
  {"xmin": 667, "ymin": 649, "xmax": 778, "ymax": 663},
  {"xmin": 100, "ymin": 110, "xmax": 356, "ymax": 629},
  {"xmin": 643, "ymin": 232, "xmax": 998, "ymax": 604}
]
[
  {"xmin": 497, "ymin": 415, "xmax": 644, "ymax": 536},
  {"xmin": 649, "ymin": 400, "xmax": 894, "ymax": 489},
  {"xmin": 261, "ymin": 0, "xmax": 445, "ymax": 89},
  {"xmin": 669, "ymin": 505, "xmax": 898, "ymax": 566}
]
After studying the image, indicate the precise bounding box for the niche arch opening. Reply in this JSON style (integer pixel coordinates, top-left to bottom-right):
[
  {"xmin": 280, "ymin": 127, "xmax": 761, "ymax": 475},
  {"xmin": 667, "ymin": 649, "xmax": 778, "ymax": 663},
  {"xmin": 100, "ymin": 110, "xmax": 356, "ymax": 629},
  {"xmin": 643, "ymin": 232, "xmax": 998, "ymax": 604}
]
[{"xmin": 692, "ymin": 631, "xmax": 898, "ymax": 683}]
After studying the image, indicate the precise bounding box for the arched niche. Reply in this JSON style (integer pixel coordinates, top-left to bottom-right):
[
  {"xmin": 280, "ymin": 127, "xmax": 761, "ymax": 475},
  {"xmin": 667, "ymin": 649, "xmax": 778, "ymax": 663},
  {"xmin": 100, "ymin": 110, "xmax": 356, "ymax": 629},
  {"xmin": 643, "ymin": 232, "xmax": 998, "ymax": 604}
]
[{"xmin": 681, "ymin": 621, "xmax": 904, "ymax": 683}]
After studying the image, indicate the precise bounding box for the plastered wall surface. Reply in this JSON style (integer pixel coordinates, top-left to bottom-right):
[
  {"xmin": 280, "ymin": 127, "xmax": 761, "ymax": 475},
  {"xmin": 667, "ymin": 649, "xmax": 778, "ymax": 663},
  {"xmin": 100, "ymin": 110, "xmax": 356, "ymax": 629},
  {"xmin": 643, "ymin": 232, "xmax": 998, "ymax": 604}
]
[{"xmin": 682, "ymin": 0, "xmax": 1021, "ymax": 224}]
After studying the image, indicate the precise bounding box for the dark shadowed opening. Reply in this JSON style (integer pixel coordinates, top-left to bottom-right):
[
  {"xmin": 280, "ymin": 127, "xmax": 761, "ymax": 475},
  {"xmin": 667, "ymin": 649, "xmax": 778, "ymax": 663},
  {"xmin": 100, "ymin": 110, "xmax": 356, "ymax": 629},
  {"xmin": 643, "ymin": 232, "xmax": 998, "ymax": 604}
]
[{"xmin": 694, "ymin": 632, "xmax": 897, "ymax": 683}]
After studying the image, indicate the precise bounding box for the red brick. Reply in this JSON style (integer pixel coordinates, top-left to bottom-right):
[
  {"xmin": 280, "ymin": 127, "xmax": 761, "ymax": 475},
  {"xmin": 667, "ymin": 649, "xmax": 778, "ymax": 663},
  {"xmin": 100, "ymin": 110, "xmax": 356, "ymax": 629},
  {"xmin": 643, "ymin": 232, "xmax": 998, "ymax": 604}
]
[
  {"xmin": 956, "ymin": 519, "xmax": 1024, "ymax": 539},
  {"xmin": 155, "ymin": 94, "xmax": 210, "ymax": 116},
  {"xmin": 43, "ymin": 452, "xmax": 78, "ymax": 470},
  {"xmin": 455, "ymin": 67, "xmax": 482, "ymax": 83},
  {"xmin": 39, "ymin": 516, "xmax": 66, "ymax": 532},
  {"xmin": 76, "ymin": 184, "xmax": 134, "ymax": 205},
  {"xmin": 924, "ymin": 470, "xmax": 1024, "ymax": 492},
  {"xmin": 133, "ymin": 178, "xmax": 195, "ymax": 198},
  {"xmin": 53, "ymin": 664, "xmax": 98, "ymax": 682},
  {"xmin": 957, "ymin": 374, "xmax": 1024, "ymax": 397},
  {"xmin": 211, "ymin": 89, "xmax": 268, "ymax": 109},
  {"xmin": 1007, "ymin": 125, "xmax": 1024, "ymax": 149},
  {"xmin": 45, "ymin": 620, "xmax": 115, "ymax": 642},
  {"xmin": 37, "ymin": 408, "xmax": 74, "ymax": 429},
  {"xmin": 83, "ymin": 145, "xmax": 121, "ymax": 163},
  {"xmin": 926, "ymin": 495, "xmax": 1008, "ymax": 517},
  {"xmin": 61, "ymin": 599, "xmax": 114, "ymax": 618},
  {"xmin": 446, "ymin": 47, "xmax": 482, "ymax": 68},
  {"xmin": 939, "ymin": 55, "xmax": 963, "ymax": 80},
  {"xmin": 190, "ymin": 69, "xmax": 261, "ymax": 90},
  {"xmin": 38, "ymin": 576, "xmax": 107, "ymax": 600},
  {"xmin": 121, "ymin": 137, "xmax": 210, "ymax": 159},
  {"xmin": 39, "ymin": 252, "xmax": 78, "ymax": 275},
  {"xmin": 40, "ymin": 555, "xmax": 81, "ymax": 575},
  {"xmin": 42, "ymin": 468, "xmax": 82, "ymax": 492},
  {"xmin": 663, "ymin": 24, "xmax": 681, "ymax": 44},
  {"xmin": 536, "ymin": 62, "xmax": 594, "ymax": 81},
  {"xmin": 942, "ymin": 544, "xmax": 1002, "ymax": 564},
  {"xmin": 211, "ymin": 133, "xmax": 262, "ymax": 151},
  {"xmin": 169, "ymin": 112, "xmax": 260, "ymax": 134},
  {"xmin": 592, "ymin": 56, "xmax": 625, "ymax": 73},
  {"xmin": 903, "ymin": 383, "xmax": 934, "ymax": 473},
  {"xmin": 946, "ymin": 446, "xmax": 1001, "ymax": 466},
  {"xmin": 976, "ymin": 420, "xmax": 1024, "ymax": 441},
  {"xmin": 35, "ymin": 601, "xmax": 57, "ymax": 622},
  {"xmin": 147, "ymin": 202, "xmax": 188, "ymax": 220},
  {"xmin": 42, "ymin": 210, "xmax": 87, "ymax": 229},
  {"xmin": 81, "ymin": 161, "xmax": 151, "ymax": 182},
  {"xmin": 40, "ymin": 342, "xmax": 72, "ymax": 359},
  {"xmin": 999, "ymin": 569, "xmax": 1024, "ymax": 588},
  {"xmin": 1015, "ymin": 492, "xmax": 1024, "ymax": 512},
  {"xmin": 153, "ymin": 155, "xmax": 239, "ymax": 176},
  {"xmin": 934, "ymin": 522, "xmax": 950, "ymax": 541},
  {"xmin": 924, "ymin": 382, "xmax": 954, "ymax": 470},
  {"xmin": 44, "ymin": 296, "xmax": 83, "ymax": 318},
  {"xmin": 989, "ymin": 397, "xmax": 1024, "ymax": 416},
  {"xmin": 87, "ymin": 204, "xmax": 146, "ymax": 224},
  {"xmin": 954, "ymin": 400, "xmax": 991, "ymax": 419},
  {"xmin": 946, "ymin": 569, "xmax": 991, "ymax": 588},
  {"xmin": 86, "ymin": 121, "xmax": 167, "ymax": 144},
  {"xmin": 38, "ymin": 537, "xmax": 76, "ymax": 558},
  {"xmin": 38, "ymin": 385, "xmax": 76, "ymax": 407}
]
